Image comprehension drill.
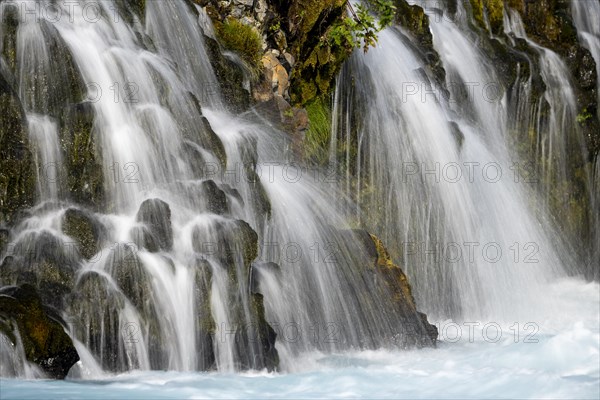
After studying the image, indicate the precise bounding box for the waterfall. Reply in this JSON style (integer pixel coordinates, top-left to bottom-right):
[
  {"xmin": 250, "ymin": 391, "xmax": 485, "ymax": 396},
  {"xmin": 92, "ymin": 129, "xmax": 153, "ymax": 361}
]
[
  {"xmin": 0, "ymin": 0, "xmax": 598, "ymax": 388},
  {"xmin": 330, "ymin": 1, "xmax": 580, "ymax": 321}
]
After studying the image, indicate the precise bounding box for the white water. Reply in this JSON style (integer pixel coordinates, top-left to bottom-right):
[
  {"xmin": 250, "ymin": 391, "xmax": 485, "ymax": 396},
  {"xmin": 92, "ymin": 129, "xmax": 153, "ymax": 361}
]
[
  {"xmin": 331, "ymin": 2, "xmax": 568, "ymax": 321},
  {"xmin": 2, "ymin": 278, "xmax": 599, "ymax": 398}
]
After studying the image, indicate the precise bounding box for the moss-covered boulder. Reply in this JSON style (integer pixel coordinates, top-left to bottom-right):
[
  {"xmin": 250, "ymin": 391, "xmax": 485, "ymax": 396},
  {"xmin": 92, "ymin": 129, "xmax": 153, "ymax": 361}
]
[
  {"xmin": 135, "ymin": 198, "xmax": 173, "ymax": 252},
  {"xmin": 61, "ymin": 208, "xmax": 106, "ymax": 260},
  {"xmin": 0, "ymin": 284, "xmax": 79, "ymax": 378},
  {"xmin": 59, "ymin": 101, "xmax": 104, "ymax": 210},
  {"xmin": 0, "ymin": 70, "xmax": 35, "ymax": 226}
]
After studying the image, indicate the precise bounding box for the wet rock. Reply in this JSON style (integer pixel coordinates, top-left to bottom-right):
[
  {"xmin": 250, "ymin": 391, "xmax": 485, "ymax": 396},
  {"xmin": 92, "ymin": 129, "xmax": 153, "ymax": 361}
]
[
  {"xmin": 203, "ymin": 34, "xmax": 251, "ymax": 112},
  {"xmin": 106, "ymin": 243, "xmax": 152, "ymax": 311},
  {"xmin": 235, "ymin": 292, "xmax": 279, "ymax": 371},
  {"xmin": 0, "ymin": 228, "xmax": 9, "ymax": 255},
  {"xmin": 368, "ymin": 232, "xmax": 438, "ymax": 346},
  {"xmin": 346, "ymin": 229, "xmax": 438, "ymax": 347},
  {"xmin": 191, "ymin": 218, "xmax": 279, "ymax": 370},
  {"xmin": 0, "ymin": 284, "xmax": 79, "ymax": 378},
  {"xmin": 21, "ymin": 21, "xmax": 85, "ymax": 117},
  {"xmin": 68, "ymin": 271, "xmax": 132, "ymax": 372},
  {"xmin": 250, "ymin": 261, "xmax": 281, "ymax": 295},
  {"xmin": 130, "ymin": 225, "xmax": 160, "ymax": 253},
  {"xmin": 0, "ymin": 70, "xmax": 35, "ymax": 226},
  {"xmin": 0, "ymin": 231, "xmax": 78, "ymax": 310},
  {"xmin": 135, "ymin": 198, "xmax": 173, "ymax": 252},
  {"xmin": 61, "ymin": 208, "xmax": 106, "ymax": 260},
  {"xmin": 200, "ymin": 180, "xmax": 229, "ymax": 215},
  {"xmin": 193, "ymin": 258, "xmax": 216, "ymax": 370},
  {"xmin": 0, "ymin": 4, "xmax": 19, "ymax": 71},
  {"xmin": 59, "ymin": 101, "xmax": 104, "ymax": 210}
]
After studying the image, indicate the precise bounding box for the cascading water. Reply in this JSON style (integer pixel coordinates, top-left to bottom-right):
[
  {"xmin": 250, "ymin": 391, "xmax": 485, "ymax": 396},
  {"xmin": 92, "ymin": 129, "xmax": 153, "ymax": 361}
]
[
  {"xmin": 331, "ymin": 2, "xmax": 571, "ymax": 321},
  {"xmin": 0, "ymin": 0, "xmax": 435, "ymax": 377}
]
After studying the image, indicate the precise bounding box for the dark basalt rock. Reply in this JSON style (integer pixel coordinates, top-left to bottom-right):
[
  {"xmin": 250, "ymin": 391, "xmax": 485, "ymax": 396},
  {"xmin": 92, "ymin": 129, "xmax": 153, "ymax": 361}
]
[
  {"xmin": 0, "ymin": 284, "xmax": 79, "ymax": 378},
  {"xmin": 135, "ymin": 198, "xmax": 173, "ymax": 252}
]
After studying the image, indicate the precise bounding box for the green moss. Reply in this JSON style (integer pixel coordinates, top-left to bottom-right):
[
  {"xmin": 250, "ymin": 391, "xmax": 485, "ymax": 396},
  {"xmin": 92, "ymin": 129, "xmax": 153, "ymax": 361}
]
[
  {"xmin": 304, "ymin": 97, "xmax": 332, "ymax": 165},
  {"xmin": 469, "ymin": 0, "xmax": 505, "ymax": 33},
  {"xmin": 215, "ymin": 18, "xmax": 262, "ymax": 69}
]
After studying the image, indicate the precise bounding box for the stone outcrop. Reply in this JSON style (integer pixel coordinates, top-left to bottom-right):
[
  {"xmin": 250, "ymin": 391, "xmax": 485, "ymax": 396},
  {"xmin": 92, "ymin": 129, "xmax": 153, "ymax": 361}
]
[{"xmin": 0, "ymin": 284, "xmax": 79, "ymax": 378}]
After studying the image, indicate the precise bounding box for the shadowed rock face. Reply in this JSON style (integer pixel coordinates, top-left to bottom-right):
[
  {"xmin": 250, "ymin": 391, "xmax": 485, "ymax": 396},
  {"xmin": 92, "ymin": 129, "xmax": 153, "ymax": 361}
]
[{"xmin": 0, "ymin": 284, "xmax": 79, "ymax": 378}]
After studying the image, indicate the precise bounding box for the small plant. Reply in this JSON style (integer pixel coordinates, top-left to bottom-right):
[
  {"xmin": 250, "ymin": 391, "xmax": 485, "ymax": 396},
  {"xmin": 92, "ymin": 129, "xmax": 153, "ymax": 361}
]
[
  {"xmin": 576, "ymin": 108, "xmax": 593, "ymax": 124},
  {"xmin": 327, "ymin": 0, "xmax": 396, "ymax": 53},
  {"xmin": 270, "ymin": 20, "xmax": 281, "ymax": 32}
]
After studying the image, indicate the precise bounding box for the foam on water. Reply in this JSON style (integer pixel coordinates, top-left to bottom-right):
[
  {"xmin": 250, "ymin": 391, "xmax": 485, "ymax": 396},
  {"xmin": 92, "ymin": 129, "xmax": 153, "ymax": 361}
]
[{"xmin": 1, "ymin": 278, "xmax": 597, "ymax": 399}]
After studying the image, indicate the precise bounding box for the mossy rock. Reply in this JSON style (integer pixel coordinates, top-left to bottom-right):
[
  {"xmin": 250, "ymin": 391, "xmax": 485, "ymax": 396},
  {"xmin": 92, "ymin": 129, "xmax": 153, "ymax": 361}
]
[
  {"xmin": 0, "ymin": 71, "xmax": 35, "ymax": 226},
  {"xmin": 0, "ymin": 5, "xmax": 19, "ymax": 71},
  {"xmin": 350, "ymin": 230, "xmax": 438, "ymax": 347},
  {"xmin": 202, "ymin": 35, "xmax": 251, "ymax": 113},
  {"xmin": 0, "ymin": 228, "xmax": 9, "ymax": 255},
  {"xmin": 199, "ymin": 180, "xmax": 229, "ymax": 215},
  {"xmin": 0, "ymin": 284, "xmax": 79, "ymax": 378},
  {"xmin": 61, "ymin": 208, "xmax": 106, "ymax": 260},
  {"xmin": 68, "ymin": 270, "xmax": 135, "ymax": 372},
  {"xmin": 113, "ymin": 0, "xmax": 147, "ymax": 24},
  {"xmin": 0, "ymin": 231, "xmax": 78, "ymax": 310},
  {"xmin": 59, "ymin": 102, "xmax": 104, "ymax": 210}
]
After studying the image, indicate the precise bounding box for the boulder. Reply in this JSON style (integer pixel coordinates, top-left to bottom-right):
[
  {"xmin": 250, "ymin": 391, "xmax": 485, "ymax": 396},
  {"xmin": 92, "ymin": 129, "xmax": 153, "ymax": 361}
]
[
  {"xmin": 347, "ymin": 229, "xmax": 438, "ymax": 347},
  {"xmin": 200, "ymin": 180, "xmax": 229, "ymax": 215},
  {"xmin": 61, "ymin": 208, "xmax": 106, "ymax": 260},
  {"xmin": 0, "ymin": 284, "xmax": 79, "ymax": 378},
  {"xmin": 0, "ymin": 231, "xmax": 78, "ymax": 310},
  {"xmin": 135, "ymin": 198, "xmax": 173, "ymax": 252}
]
